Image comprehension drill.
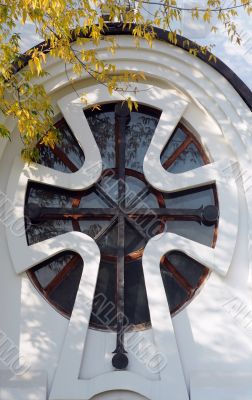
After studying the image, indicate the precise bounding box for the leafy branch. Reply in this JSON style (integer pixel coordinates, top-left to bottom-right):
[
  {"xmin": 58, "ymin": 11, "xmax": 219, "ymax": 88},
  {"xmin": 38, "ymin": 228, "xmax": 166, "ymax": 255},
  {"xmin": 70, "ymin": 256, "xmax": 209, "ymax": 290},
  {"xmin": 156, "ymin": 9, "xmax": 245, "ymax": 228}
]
[{"xmin": 0, "ymin": 0, "xmax": 250, "ymax": 160}]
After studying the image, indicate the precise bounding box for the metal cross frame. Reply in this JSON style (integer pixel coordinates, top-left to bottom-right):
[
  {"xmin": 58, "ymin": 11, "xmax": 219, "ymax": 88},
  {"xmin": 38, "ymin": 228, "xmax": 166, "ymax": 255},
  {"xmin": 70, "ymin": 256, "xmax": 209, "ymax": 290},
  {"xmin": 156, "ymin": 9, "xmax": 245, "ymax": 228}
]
[{"xmin": 25, "ymin": 103, "xmax": 219, "ymax": 370}]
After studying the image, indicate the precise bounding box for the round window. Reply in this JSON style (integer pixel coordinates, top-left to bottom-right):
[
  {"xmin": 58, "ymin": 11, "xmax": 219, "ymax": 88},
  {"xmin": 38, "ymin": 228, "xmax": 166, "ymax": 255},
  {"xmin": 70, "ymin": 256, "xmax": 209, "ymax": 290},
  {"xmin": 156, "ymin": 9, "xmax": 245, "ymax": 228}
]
[{"xmin": 25, "ymin": 102, "xmax": 218, "ymax": 331}]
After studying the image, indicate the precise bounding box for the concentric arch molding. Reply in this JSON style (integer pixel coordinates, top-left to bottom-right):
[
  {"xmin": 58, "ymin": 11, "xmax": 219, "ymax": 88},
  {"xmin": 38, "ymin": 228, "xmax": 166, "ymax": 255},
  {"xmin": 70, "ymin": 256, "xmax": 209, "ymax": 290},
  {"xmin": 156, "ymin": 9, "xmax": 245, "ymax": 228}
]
[{"xmin": 12, "ymin": 24, "xmax": 252, "ymax": 112}]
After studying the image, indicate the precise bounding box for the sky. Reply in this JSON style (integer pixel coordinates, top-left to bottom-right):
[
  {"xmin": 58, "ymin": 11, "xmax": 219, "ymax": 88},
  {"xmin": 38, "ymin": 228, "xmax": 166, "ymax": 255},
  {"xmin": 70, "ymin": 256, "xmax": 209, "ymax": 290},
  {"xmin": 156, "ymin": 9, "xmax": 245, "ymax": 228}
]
[
  {"xmin": 182, "ymin": 5, "xmax": 252, "ymax": 91},
  {"xmin": 17, "ymin": 2, "xmax": 252, "ymax": 91}
]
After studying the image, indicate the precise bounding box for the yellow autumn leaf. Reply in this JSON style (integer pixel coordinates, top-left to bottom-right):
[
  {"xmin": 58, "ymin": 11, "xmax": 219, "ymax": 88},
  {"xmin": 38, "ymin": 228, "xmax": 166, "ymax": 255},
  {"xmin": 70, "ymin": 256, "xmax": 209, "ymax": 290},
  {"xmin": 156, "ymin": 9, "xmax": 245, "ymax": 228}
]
[
  {"xmin": 203, "ymin": 9, "xmax": 211, "ymax": 23},
  {"xmin": 28, "ymin": 59, "xmax": 36, "ymax": 75},
  {"xmin": 133, "ymin": 101, "xmax": 138, "ymax": 111},
  {"xmin": 127, "ymin": 97, "xmax": 133, "ymax": 112}
]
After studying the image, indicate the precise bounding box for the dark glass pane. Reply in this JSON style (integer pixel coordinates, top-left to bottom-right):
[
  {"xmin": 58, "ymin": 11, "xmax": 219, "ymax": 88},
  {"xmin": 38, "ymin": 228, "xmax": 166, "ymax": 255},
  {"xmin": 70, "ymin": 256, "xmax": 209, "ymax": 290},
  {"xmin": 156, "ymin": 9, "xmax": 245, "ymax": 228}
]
[
  {"xmin": 58, "ymin": 122, "xmax": 85, "ymax": 169},
  {"xmin": 125, "ymin": 221, "xmax": 146, "ymax": 254},
  {"xmin": 165, "ymin": 220, "xmax": 214, "ymax": 247},
  {"xmin": 90, "ymin": 261, "xmax": 117, "ymax": 329},
  {"xmin": 99, "ymin": 176, "xmax": 118, "ymax": 203},
  {"xmin": 164, "ymin": 186, "xmax": 215, "ymax": 208},
  {"xmin": 79, "ymin": 192, "xmax": 108, "ymax": 208},
  {"xmin": 38, "ymin": 145, "xmax": 71, "ymax": 173},
  {"xmin": 124, "ymin": 260, "xmax": 150, "ymax": 326},
  {"xmin": 141, "ymin": 217, "xmax": 165, "ymax": 238},
  {"xmin": 97, "ymin": 220, "xmax": 145, "ymax": 256},
  {"xmin": 125, "ymin": 111, "xmax": 160, "ymax": 173},
  {"xmin": 166, "ymin": 251, "xmax": 208, "ymax": 287},
  {"xmin": 133, "ymin": 192, "xmax": 159, "ymax": 208},
  {"xmin": 27, "ymin": 220, "xmax": 72, "ymax": 245},
  {"xmin": 38, "ymin": 120, "xmax": 84, "ymax": 172},
  {"xmin": 125, "ymin": 176, "xmax": 146, "ymax": 206},
  {"xmin": 168, "ymin": 143, "xmax": 204, "ymax": 173},
  {"xmin": 97, "ymin": 222, "xmax": 118, "ymax": 255},
  {"xmin": 161, "ymin": 127, "xmax": 187, "ymax": 164},
  {"xmin": 160, "ymin": 264, "xmax": 188, "ymax": 312},
  {"xmin": 78, "ymin": 220, "xmax": 112, "ymax": 239},
  {"xmin": 27, "ymin": 185, "xmax": 74, "ymax": 208},
  {"xmin": 85, "ymin": 109, "xmax": 116, "ymax": 169},
  {"xmin": 33, "ymin": 252, "xmax": 74, "ymax": 288},
  {"xmin": 49, "ymin": 257, "xmax": 83, "ymax": 315}
]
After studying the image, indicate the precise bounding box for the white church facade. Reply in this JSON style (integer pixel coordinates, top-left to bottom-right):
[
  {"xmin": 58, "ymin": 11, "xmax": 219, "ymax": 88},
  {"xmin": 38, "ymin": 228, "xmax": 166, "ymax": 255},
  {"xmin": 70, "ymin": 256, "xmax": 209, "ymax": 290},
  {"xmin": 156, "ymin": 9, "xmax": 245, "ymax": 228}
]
[{"xmin": 0, "ymin": 25, "xmax": 252, "ymax": 400}]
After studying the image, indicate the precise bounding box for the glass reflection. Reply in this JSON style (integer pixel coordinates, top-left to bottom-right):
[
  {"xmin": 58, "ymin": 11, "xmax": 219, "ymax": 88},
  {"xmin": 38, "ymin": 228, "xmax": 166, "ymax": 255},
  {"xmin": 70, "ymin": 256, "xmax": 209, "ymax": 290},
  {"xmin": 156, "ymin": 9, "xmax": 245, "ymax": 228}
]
[
  {"xmin": 166, "ymin": 251, "xmax": 208, "ymax": 288},
  {"xmin": 85, "ymin": 108, "xmax": 116, "ymax": 169},
  {"xmin": 38, "ymin": 120, "xmax": 84, "ymax": 172},
  {"xmin": 161, "ymin": 127, "xmax": 186, "ymax": 163},
  {"xmin": 126, "ymin": 111, "xmax": 160, "ymax": 173},
  {"xmin": 49, "ymin": 258, "xmax": 83, "ymax": 315},
  {"xmin": 33, "ymin": 252, "xmax": 74, "ymax": 289},
  {"xmin": 168, "ymin": 143, "xmax": 204, "ymax": 173},
  {"xmin": 27, "ymin": 220, "xmax": 72, "ymax": 245}
]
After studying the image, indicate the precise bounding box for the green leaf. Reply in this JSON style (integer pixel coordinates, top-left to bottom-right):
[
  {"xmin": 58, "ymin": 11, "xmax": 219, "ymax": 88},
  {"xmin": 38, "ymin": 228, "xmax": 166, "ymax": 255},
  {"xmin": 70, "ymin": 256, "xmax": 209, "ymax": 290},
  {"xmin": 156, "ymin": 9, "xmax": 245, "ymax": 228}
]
[{"xmin": 0, "ymin": 124, "xmax": 11, "ymax": 140}]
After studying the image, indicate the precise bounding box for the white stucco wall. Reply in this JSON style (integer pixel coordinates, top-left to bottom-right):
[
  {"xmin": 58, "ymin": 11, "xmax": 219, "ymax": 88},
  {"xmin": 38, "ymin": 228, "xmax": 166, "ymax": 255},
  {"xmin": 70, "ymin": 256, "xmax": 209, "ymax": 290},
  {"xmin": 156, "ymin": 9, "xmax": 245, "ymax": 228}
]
[{"xmin": 0, "ymin": 6, "xmax": 251, "ymax": 399}]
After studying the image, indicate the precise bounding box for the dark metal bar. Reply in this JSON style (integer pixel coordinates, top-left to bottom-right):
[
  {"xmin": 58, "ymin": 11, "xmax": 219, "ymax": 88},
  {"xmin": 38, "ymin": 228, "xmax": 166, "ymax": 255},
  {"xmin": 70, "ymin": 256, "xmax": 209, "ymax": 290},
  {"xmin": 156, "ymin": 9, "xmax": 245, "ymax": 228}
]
[
  {"xmin": 26, "ymin": 204, "xmax": 219, "ymax": 226},
  {"xmin": 113, "ymin": 213, "xmax": 126, "ymax": 352},
  {"xmin": 112, "ymin": 103, "xmax": 130, "ymax": 370},
  {"xmin": 127, "ymin": 206, "xmax": 219, "ymax": 226},
  {"xmin": 128, "ymin": 208, "xmax": 204, "ymax": 216},
  {"xmin": 25, "ymin": 205, "xmax": 117, "ymax": 221}
]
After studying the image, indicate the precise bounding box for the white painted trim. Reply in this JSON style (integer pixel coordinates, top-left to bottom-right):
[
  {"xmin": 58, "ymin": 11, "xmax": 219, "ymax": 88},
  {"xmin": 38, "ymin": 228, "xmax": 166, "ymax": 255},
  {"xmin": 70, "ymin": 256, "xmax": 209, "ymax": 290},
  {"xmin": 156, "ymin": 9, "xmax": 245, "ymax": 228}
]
[{"xmin": 49, "ymin": 86, "xmax": 190, "ymax": 400}]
